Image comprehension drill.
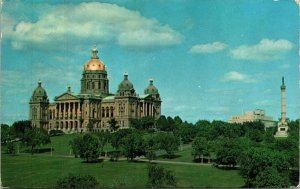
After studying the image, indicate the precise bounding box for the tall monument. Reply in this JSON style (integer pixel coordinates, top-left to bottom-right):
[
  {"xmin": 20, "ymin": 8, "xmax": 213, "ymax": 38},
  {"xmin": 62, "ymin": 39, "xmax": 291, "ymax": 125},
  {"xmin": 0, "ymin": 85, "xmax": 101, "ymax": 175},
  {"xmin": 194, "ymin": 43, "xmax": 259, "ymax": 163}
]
[{"xmin": 275, "ymin": 76, "xmax": 288, "ymax": 137}]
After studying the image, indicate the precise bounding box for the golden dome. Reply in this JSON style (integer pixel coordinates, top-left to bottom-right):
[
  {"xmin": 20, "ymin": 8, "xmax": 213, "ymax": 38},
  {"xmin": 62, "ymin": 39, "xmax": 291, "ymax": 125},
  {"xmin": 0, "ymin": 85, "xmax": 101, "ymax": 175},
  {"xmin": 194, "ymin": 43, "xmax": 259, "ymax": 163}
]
[{"xmin": 84, "ymin": 47, "xmax": 105, "ymax": 71}]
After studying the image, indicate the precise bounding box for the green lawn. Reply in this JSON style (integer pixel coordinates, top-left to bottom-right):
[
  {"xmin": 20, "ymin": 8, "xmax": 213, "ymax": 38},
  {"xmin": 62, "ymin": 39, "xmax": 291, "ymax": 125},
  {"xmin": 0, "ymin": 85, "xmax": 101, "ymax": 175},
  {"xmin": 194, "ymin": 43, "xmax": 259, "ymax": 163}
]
[{"xmin": 2, "ymin": 154, "xmax": 244, "ymax": 188}]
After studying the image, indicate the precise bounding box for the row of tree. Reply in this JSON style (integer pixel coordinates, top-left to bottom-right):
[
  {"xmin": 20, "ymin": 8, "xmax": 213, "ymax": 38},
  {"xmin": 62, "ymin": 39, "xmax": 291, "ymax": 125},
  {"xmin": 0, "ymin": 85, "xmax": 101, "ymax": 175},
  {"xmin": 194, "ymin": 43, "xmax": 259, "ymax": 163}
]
[
  {"xmin": 2, "ymin": 121, "xmax": 51, "ymax": 154},
  {"xmin": 70, "ymin": 129, "xmax": 180, "ymax": 162}
]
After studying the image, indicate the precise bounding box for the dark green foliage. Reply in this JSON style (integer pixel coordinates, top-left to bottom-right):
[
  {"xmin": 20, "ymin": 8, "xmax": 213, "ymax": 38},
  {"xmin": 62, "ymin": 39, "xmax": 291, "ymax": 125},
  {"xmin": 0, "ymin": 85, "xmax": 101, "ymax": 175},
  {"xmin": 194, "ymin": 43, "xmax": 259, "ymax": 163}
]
[
  {"xmin": 6, "ymin": 141, "xmax": 16, "ymax": 154},
  {"xmin": 78, "ymin": 133, "xmax": 101, "ymax": 162},
  {"xmin": 145, "ymin": 135, "xmax": 158, "ymax": 162},
  {"xmin": 263, "ymin": 127, "xmax": 275, "ymax": 144},
  {"xmin": 195, "ymin": 120, "xmax": 211, "ymax": 138},
  {"xmin": 156, "ymin": 132, "xmax": 179, "ymax": 158},
  {"xmin": 1, "ymin": 124, "xmax": 13, "ymax": 144},
  {"xmin": 253, "ymin": 167, "xmax": 289, "ymax": 188},
  {"xmin": 111, "ymin": 129, "xmax": 132, "ymax": 150},
  {"xmin": 130, "ymin": 117, "xmax": 155, "ymax": 131},
  {"xmin": 175, "ymin": 122, "xmax": 197, "ymax": 143},
  {"xmin": 56, "ymin": 173, "xmax": 98, "ymax": 188},
  {"xmin": 244, "ymin": 121, "xmax": 265, "ymax": 142},
  {"xmin": 22, "ymin": 127, "xmax": 50, "ymax": 155},
  {"xmin": 147, "ymin": 164, "xmax": 177, "ymax": 188},
  {"xmin": 95, "ymin": 130, "xmax": 110, "ymax": 155},
  {"xmin": 156, "ymin": 115, "xmax": 176, "ymax": 132},
  {"xmin": 246, "ymin": 129, "xmax": 263, "ymax": 142},
  {"xmin": 239, "ymin": 147, "xmax": 290, "ymax": 187},
  {"xmin": 214, "ymin": 138, "xmax": 241, "ymax": 167},
  {"xmin": 108, "ymin": 118, "xmax": 118, "ymax": 132},
  {"xmin": 49, "ymin": 130, "xmax": 64, "ymax": 136},
  {"xmin": 11, "ymin": 120, "xmax": 32, "ymax": 139},
  {"xmin": 87, "ymin": 121, "xmax": 94, "ymax": 132},
  {"xmin": 121, "ymin": 130, "xmax": 145, "ymax": 161},
  {"xmin": 191, "ymin": 137, "xmax": 210, "ymax": 163},
  {"xmin": 69, "ymin": 135, "xmax": 83, "ymax": 158}
]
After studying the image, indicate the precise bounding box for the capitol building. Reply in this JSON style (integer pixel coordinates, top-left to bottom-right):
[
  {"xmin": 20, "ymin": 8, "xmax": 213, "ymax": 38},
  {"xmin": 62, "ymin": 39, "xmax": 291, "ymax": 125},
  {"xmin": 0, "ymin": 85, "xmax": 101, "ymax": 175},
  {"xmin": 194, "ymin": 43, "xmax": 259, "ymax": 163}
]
[{"xmin": 29, "ymin": 47, "xmax": 161, "ymax": 132}]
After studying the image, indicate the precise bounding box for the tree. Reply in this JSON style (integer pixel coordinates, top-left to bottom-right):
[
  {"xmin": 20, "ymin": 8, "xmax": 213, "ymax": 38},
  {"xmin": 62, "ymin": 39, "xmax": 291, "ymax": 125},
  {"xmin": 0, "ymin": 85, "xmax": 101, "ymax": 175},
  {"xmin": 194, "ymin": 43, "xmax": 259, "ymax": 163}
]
[
  {"xmin": 11, "ymin": 120, "xmax": 32, "ymax": 139},
  {"xmin": 121, "ymin": 130, "xmax": 145, "ymax": 161},
  {"xmin": 22, "ymin": 127, "xmax": 50, "ymax": 155},
  {"xmin": 145, "ymin": 135, "xmax": 158, "ymax": 162},
  {"xmin": 95, "ymin": 130, "xmax": 110, "ymax": 156},
  {"xmin": 1, "ymin": 124, "xmax": 12, "ymax": 144},
  {"xmin": 156, "ymin": 116, "xmax": 175, "ymax": 132},
  {"xmin": 195, "ymin": 120, "xmax": 211, "ymax": 139},
  {"xmin": 6, "ymin": 141, "xmax": 16, "ymax": 154},
  {"xmin": 56, "ymin": 174, "xmax": 98, "ymax": 188},
  {"xmin": 263, "ymin": 127, "xmax": 275, "ymax": 144},
  {"xmin": 87, "ymin": 121, "xmax": 94, "ymax": 132},
  {"xmin": 214, "ymin": 138, "xmax": 241, "ymax": 167},
  {"xmin": 130, "ymin": 117, "xmax": 155, "ymax": 131},
  {"xmin": 155, "ymin": 115, "xmax": 168, "ymax": 131},
  {"xmin": 156, "ymin": 132, "xmax": 179, "ymax": 158},
  {"xmin": 77, "ymin": 133, "xmax": 101, "ymax": 162},
  {"xmin": 191, "ymin": 137, "xmax": 210, "ymax": 163},
  {"xmin": 253, "ymin": 167, "xmax": 289, "ymax": 188},
  {"xmin": 239, "ymin": 147, "xmax": 290, "ymax": 187},
  {"xmin": 69, "ymin": 135, "xmax": 83, "ymax": 158},
  {"xmin": 176, "ymin": 122, "xmax": 197, "ymax": 143},
  {"xmin": 111, "ymin": 129, "xmax": 132, "ymax": 150},
  {"xmin": 108, "ymin": 118, "xmax": 118, "ymax": 132},
  {"xmin": 147, "ymin": 164, "xmax": 177, "ymax": 188}
]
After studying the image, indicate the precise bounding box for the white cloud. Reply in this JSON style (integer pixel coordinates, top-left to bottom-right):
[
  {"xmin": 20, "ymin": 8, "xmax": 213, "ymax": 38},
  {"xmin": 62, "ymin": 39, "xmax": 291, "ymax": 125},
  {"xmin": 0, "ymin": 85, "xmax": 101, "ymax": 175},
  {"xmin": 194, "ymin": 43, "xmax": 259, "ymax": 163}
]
[
  {"xmin": 255, "ymin": 100, "xmax": 273, "ymax": 106},
  {"xmin": 230, "ymin": 39, "xmax": 293, "ymax": 61},
  {"xmin": 222, "ymin": 71, "xmax": 257, "ymax": 83},
  {"xmin": 5, "ymin": 2, "xmax": 183, "ymax": 50},
  {"xmin": 189, "ymin": 41, "xmax": 226, "ymax": 54},
  {"xmin": 280, "ymin": 63, "xmax": 291, "ymax": 69}
]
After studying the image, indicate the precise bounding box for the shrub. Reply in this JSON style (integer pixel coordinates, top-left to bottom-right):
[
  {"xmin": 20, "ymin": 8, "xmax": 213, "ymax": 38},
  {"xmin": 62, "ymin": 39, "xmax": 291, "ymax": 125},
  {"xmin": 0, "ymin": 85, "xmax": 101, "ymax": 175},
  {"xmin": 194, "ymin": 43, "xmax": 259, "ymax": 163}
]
[{"xmin": 56, "ymin": 173, "xmax": 98, "ymax": 188}]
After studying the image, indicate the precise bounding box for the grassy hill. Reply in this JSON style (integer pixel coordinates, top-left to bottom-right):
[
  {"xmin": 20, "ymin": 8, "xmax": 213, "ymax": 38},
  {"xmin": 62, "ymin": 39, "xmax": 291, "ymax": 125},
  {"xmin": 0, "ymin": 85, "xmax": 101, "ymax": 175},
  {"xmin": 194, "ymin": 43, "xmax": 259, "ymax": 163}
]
[{"xmin": 1, "ymin": 134, "xmax": 245, "ymax": 188}]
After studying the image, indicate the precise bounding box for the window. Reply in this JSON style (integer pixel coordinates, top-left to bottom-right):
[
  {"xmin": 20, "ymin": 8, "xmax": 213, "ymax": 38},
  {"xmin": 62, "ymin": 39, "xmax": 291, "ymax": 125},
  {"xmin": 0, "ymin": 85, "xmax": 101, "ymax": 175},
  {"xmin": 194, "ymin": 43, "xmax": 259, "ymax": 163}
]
[
  {"xmin": 102, "ymin": 107, "xmax": 105, "ymax": 117},
  {"xmin": 110, "ymin": 107, "xmax": 114, "ymax": 117},
  {"xmin": 106, "ymin": 107, "xmax": 109, "ymax": 117}
]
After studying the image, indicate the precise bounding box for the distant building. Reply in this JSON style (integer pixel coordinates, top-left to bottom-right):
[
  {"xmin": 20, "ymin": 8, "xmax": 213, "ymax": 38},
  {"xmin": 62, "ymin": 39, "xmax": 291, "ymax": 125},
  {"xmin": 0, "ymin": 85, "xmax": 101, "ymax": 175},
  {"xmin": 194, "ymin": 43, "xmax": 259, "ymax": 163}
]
[
  {"xmin": 229, "ymin": 109, "xmax": 275, "ymax": 128},
  {"xmin": 29, "ymin": 47, "xmax": 162, "ymax": 133}
]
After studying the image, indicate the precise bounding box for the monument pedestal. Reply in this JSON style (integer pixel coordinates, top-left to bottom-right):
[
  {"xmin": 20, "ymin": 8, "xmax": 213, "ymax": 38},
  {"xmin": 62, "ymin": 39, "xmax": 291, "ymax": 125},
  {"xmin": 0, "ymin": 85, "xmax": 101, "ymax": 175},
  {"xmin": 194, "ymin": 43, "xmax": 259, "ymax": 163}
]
[{"xmin": 275, "ymin": 122, "xmax": 288, "ymax": 138}]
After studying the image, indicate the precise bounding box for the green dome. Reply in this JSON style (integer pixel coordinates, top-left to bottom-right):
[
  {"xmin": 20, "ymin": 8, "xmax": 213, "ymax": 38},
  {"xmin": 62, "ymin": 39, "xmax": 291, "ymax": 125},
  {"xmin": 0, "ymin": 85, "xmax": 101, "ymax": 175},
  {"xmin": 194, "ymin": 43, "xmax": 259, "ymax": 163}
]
[
  {"xmin": 144, "ymin": 79, "xmax": 158, "ymax": 95},
  {"xmin": 117, "ymin": 72, "xmax": 135, "ymax": 96},
  {"xmin": 30, "ymin": 80, "xmax": 49, "ymax": 103},
  {"xmin": 32, "ymin": 81, "xmax": 47, "ymax": 97}
]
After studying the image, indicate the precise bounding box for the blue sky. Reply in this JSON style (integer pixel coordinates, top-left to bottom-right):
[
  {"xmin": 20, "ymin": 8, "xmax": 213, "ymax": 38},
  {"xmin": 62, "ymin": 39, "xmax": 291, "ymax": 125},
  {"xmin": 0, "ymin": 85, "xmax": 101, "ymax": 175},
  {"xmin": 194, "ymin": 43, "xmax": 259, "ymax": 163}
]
[{"xmin": 1, "ymin": 0, "xmax": 299, "ymax": 124}]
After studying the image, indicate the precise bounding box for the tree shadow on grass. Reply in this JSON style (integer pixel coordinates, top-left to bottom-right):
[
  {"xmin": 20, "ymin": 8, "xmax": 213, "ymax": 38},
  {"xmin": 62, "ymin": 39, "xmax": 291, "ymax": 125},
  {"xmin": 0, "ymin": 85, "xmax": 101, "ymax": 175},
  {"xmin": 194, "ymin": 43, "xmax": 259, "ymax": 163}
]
[
  {"xmin": 128, "ymin": 159, "xmax": 148, "ymax": 164},
  {"xmin": 157, "ymin": 154, "xmax": 181, "ymax": 159},
  {"xmin": 213, "ymin": 165, "xmax": 239, "ymax": 170},
  {"xmin": 82, "ymin": 158, "xmax": 104, "ymax": 164},
  {"xmin": 192, "ymin": 158, "xmax": 211, "ymax": 163},
  {"xmin": 24, "ymin": 148, "xmax": 52, "ymax": 154}
]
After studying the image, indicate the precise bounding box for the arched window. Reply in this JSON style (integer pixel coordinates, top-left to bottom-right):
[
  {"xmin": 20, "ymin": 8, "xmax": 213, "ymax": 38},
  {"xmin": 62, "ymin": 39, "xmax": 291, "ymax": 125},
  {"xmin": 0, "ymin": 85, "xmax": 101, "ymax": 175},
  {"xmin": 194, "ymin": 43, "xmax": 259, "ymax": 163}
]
[
  {"xmin": 92, "ymin": 82, "xmax": 95, "ymax": 89},
  {"xmin": 106, "ymin": 107, "xmax": 109, "ymax": 117},
  {"xmin": 110, "ymin": 107, "xmax": 114, "ymax": 117},
  {"xmin": 102, "ymin": 107, "xmax": 105, "ymax": 117}
]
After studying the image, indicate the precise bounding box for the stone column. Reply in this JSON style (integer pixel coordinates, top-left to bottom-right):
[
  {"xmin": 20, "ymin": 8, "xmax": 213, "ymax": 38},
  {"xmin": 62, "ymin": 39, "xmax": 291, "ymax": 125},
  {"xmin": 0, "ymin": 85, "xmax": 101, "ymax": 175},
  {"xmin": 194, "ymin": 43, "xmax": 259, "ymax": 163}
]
[{"xmin": 281, "ymin": 81, "xmax": 286, "ymax": 123}]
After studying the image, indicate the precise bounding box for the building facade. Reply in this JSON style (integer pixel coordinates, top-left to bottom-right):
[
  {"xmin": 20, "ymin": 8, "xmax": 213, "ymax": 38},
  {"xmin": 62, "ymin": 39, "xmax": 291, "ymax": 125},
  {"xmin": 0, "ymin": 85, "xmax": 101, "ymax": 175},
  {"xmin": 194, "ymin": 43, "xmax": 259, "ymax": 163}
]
[
  {"xmin": 229, "ymin": 109, "xmax": 275, "ymax": 128},
  {"xmin": 29, "ymin": 47, "xmax": 161, "ymax": 132}
]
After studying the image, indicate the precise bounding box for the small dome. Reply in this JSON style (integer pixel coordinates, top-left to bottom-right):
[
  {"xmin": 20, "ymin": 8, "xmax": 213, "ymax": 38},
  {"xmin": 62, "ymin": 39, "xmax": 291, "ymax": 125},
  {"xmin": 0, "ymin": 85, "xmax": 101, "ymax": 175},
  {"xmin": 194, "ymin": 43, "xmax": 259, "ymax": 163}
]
[
  {"xmin": 84, "ymin": 47, "xmax": 105, "ymax": 71},
  {"xmin": 117, "ymin": 72, "xmax": 135, "ymax": 96},
  {"xmin": 144, "ymin": 79, "xmax": 159, "ymax": 95},
  {"xmin": 32, "ymin": 80, "xmax": 47, "ymax": 97}
]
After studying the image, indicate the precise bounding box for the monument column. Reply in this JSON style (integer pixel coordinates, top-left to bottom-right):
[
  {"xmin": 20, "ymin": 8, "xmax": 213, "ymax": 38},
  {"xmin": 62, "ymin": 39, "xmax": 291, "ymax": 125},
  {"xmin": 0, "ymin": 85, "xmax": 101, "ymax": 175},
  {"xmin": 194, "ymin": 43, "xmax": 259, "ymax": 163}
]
[{"xmin": 275, "ymin": 76, "xmax": 288, "ymax": 137}]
